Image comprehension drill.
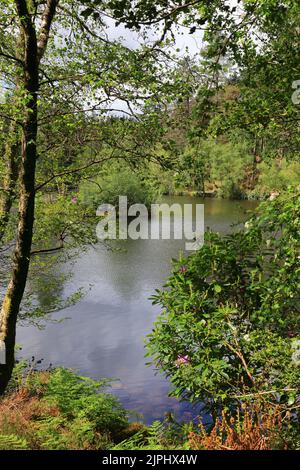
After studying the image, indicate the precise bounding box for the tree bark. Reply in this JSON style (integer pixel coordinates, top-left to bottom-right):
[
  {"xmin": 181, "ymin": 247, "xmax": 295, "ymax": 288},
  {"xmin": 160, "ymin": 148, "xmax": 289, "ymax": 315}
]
[
  {"xmin": 0, "ymin": 0, "xmax": 39, "ymax": 393},
  {"xmin": 0, "ymin": 30, "xmax": 24, "ymax": 244},
  {"xmin": 0, "ymin": 121, "xmax": 20, "ymax": 243},
  {"xmin": 0, "ymin": 0, "xmax": 59, "ymax": 394}
]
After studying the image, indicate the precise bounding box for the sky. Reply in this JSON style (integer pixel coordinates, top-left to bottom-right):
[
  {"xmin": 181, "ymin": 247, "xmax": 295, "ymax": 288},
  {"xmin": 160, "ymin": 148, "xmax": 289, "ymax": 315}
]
[
  {"xmin": 105, "ymin": 16, "xmax": 204, "ymax": 57},
  {"xmin": 100, "ymin": 18, "xmax": 204, "ymax": 114}
]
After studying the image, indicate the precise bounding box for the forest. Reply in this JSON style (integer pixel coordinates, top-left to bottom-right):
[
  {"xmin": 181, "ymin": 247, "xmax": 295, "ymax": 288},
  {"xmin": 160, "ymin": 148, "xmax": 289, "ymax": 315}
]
[{"xmin": 0, "ymin": 0, "xmax": 299, "ymax": 453}]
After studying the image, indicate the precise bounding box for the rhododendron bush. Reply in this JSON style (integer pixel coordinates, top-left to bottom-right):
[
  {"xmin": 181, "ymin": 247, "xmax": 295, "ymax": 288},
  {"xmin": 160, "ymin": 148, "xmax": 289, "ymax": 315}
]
[{"xmin": 147, "ymin": 190, "xmax": 300, "ymax": 418}]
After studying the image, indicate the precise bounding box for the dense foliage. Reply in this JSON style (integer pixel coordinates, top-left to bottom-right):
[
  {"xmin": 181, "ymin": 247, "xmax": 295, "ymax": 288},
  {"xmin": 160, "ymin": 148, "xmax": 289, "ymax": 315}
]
[
  {"xmin": 147, "ymin": 190, "xmax": 300, "ymax": 413},
  {"xmin": 0, "ymin": 0, "xmax": 299, "ymax": 451},
  {"xmin": 0, "ymin": 362, "xmax": 133, "ymax": 450},
  {"xmin": 2, "ymin": 362, "xmax": 294, "ymax": 450}
]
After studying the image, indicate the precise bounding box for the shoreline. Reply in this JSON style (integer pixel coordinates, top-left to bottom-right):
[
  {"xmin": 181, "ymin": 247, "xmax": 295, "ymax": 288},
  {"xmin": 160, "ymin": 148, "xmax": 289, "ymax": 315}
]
[{"xmin": 166, "ymin": 189, "xmax": 269, "ymax": 201}]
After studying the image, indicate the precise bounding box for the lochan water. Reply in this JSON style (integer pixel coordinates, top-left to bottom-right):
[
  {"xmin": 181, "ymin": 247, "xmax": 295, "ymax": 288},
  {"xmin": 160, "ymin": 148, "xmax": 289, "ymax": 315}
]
[{"xmin": 17, "ymin": 196, "xmax": 258, "ymax": 424}]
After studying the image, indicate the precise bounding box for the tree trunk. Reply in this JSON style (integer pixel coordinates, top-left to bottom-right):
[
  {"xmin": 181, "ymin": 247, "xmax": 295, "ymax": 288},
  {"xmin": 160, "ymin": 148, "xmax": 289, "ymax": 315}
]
[
  {"xmin": 0, "ymin": 1, "xmax": 39, "ymax": 393},
  {"xmin": 0, "ymin": 31, "xmax": 24, "ymax": 244},
  {"xmin": 0, "ymin": 122, "xmax": 20, "ymax": 243},
  {"xmin": 0, "ymin": 0, "xmax": 58, "ymax": 394}
]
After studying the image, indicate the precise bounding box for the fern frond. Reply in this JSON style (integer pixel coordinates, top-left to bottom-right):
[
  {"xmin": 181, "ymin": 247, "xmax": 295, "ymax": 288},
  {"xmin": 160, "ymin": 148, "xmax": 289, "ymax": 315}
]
[{"xmin": 0, "ymin": 434, "xmax": 29, "ymax": 450}]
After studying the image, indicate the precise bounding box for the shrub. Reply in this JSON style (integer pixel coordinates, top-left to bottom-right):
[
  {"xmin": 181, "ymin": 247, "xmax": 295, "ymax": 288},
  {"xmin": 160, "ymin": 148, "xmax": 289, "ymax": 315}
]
[
  {"xmin": 147, "ymin": 189, "xmax": 300, "ymax": 414},
  {"xmin": 112, "ymin": 419, "xmax": 193, "ymax": 450},
  {"xmin": 0, "ymin": 366, "xmax": 130, "ymax": 450},
  {"xmin": 178, "ymin": 138, "xmax": 252, "ymax": 198},
  {"xmin": 189, "ymin": 401, "xmax": 285, "ymax": 450},
  {"xmin": 79, "ymin": 167, "xmax": 157, "ymax": 209},
  {"xmin": 258, "ymin": 159, "xmax": 300, "ymax": 194}
]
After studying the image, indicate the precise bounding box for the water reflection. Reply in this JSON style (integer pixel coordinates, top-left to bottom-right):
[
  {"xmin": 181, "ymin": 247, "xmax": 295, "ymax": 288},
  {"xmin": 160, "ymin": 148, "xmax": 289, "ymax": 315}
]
[{"xmin": 17, "ymin": 197, "xmax": 257, "ymax": 423}]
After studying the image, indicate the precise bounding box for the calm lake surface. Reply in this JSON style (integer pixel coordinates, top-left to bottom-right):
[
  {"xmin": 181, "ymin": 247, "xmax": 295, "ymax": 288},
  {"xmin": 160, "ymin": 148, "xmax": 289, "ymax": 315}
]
[{"xmin": 17, "ymin": 196, "xmax": 258, "ymax": 423}]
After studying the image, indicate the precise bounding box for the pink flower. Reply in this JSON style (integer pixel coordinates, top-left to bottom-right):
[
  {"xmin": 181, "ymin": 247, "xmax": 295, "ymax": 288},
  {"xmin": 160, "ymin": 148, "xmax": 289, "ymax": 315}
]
[
  {"xmin": 178, "ymin": 265, "xmax": 187, "ymax": 274},
  {"xmin": 71, "ymin": 197, "xmax": 78, "ymax": 204},
  {"xmin": 175, "ymin": 354, "xmax": 190, "ymax": 367}
]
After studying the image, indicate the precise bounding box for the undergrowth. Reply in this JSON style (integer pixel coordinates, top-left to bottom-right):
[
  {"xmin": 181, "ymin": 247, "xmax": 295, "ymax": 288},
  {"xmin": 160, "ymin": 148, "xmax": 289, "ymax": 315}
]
[
  {"xmin": 0, "ymin": 361, "xmax": 295, "ymax": 450},
  {"xmin": 0, "ymin": 361, "xmax": 141, "ymax": 450}
]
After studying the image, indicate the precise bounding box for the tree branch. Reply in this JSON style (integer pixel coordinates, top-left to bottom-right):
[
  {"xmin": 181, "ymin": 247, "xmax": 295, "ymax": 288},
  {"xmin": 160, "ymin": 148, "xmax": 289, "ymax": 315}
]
[
  {"xmin": 37, "ymin": 0, "xmax": 59, "ymax": 62},
  {"xmin": 35, "ymin": 154, "xmax": 120, "ymax": 191},
  {"xmin": 0, "ymin": 49, "xmax": 23, "ymax": 65},
  {"xmin": 225, "ymin": 340, "xmax": 255, "ymax": 385},
  {"xmin": 30, "ymin": 244, "xmax": 64, "ymax": 256}
]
